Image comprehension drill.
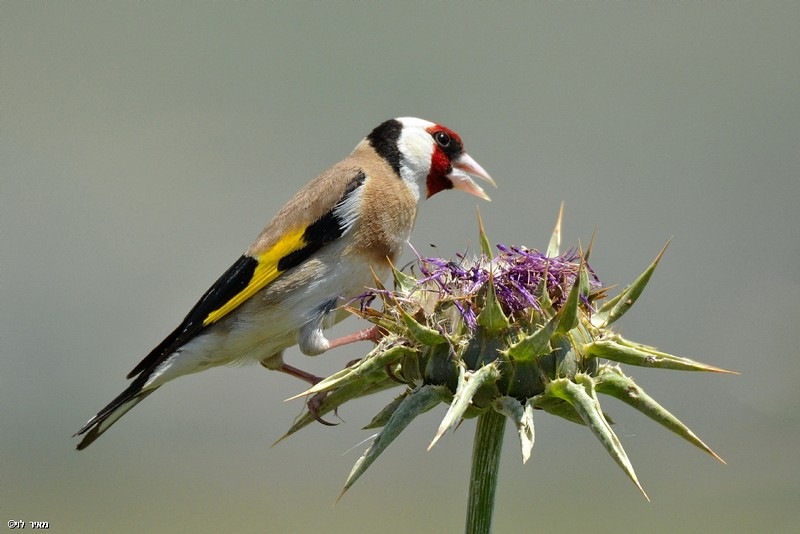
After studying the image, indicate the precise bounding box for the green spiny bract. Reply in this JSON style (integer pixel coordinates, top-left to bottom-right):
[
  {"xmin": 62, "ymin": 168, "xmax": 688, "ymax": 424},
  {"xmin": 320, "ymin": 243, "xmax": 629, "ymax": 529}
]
[{"xmin": 280, "ymin": 209, "xmax": 735, "ymax": 501}]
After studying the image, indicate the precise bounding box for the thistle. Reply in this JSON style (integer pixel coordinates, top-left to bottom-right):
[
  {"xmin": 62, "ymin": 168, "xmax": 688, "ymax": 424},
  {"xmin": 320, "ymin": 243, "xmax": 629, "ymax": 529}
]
[{"xmin": 280, "ymin": 206, "xmax": 735, "ymax": 532}]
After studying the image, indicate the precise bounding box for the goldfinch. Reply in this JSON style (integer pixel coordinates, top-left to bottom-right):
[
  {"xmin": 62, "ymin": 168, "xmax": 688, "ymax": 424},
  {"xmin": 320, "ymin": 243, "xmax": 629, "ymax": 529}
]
[{"xmin": 75, "ymin": 117, "xmax": 494, "ymax": 450}]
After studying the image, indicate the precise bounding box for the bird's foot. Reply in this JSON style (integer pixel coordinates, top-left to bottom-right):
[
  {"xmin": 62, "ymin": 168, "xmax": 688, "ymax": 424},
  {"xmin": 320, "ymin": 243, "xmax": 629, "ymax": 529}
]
[
  {"xmin": 306, "ymin": 391, "xmax": 339, "ymax": 427},
  {"xmin": 275, "ymin": 363, "xmax": 339, "ymax": 426}
]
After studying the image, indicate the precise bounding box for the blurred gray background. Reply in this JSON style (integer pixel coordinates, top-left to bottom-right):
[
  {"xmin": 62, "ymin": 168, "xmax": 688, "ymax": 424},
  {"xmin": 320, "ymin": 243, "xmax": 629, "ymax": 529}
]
[{"xmin": 3, "ymin": 3, "xmax": 798, "ymax": 532}]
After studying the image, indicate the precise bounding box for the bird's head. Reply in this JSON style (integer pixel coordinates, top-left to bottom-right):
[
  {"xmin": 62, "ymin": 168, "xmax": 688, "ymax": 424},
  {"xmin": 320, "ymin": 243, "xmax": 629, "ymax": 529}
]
[{"xmin": 365, "ymin": 117, "xmax": 496, "ymax": 202}]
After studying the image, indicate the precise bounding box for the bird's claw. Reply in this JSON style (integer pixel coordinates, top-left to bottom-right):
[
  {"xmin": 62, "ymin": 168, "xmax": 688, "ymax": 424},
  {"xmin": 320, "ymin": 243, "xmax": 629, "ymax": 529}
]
[{"xmin": 307, "ymin": 391, "xmax": 339, "ymax": 426}]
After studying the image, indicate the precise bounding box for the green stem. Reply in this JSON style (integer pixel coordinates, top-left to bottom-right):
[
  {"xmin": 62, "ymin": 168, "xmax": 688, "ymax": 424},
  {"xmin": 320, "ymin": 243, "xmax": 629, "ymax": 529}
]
[{"xmin": 466, "ymin": 408, "xmax": 506, "ymax": 534}]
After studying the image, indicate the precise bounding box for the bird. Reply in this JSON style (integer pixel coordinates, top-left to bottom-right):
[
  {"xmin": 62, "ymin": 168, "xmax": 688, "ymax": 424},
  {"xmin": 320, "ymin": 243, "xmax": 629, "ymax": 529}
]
[{"xmin": 74, "ymin": 117, "xmax": 495, "ymax": 450}]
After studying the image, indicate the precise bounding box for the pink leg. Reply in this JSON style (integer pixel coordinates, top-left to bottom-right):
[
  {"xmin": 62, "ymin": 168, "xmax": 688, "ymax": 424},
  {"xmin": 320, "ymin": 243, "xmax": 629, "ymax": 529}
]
[
  {"xmin": 277, "ymin": 362, "xmax": 323, "ymax": 385},
  {"xmin": 326, "ymin": 326, "xmax": 383, "ymax": 350}
]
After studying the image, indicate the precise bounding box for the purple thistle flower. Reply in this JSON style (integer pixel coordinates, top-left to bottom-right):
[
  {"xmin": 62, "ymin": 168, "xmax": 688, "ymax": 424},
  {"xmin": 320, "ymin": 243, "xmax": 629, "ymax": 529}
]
[{"xmin": 357, "ymin": 244, "xmax": 602, "ymax": 331}]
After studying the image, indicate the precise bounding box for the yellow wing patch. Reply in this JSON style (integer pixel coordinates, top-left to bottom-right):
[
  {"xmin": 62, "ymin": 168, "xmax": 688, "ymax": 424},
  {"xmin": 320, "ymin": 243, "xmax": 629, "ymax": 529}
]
[{"xmin": 202, "ymin": 227, "xmax": 307, "ymax": 326}]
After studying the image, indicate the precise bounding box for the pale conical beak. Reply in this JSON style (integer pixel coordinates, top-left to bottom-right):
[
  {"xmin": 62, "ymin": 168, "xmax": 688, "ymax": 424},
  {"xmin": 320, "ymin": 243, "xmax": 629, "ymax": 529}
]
[{"xmin": 448, "ymin": 153, "xmax": 497, "ymax": 201}]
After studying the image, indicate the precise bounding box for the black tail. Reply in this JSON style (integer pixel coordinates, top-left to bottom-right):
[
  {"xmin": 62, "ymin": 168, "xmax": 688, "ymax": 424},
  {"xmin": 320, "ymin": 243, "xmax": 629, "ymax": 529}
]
[{"xmin": 75, "ymin": 375, "xmax": 157, "ymax": 450}]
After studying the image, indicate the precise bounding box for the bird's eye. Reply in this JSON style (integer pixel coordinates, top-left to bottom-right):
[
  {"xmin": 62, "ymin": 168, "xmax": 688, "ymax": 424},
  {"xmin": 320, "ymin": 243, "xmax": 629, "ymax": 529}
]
[{"xmin": 434, "ymin": 131, "xmax": 451, "ymax": 148}]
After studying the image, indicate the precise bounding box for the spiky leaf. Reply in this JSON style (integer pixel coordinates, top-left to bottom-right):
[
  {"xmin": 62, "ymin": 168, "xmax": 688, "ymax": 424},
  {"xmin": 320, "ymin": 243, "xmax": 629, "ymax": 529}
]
[
  {"xmin": 289, "ymin": 344, "xmax": 416, "ymax": 399},
  {"xmin": 400, "ymin": 308, "xmax": 448, "ymax": 346},
  {"xmin": 594, "ymin": 365, "xmax": 725, "ymax": 463},
  {"xmin": 477, "ymin": 207, "xmax": 494, "ymax": 259},
  {"xmin": 477, "ymin": 282, "xmax": 511, "ymax": 334},
  {"xmin": 546, "ymin": 202, "xmax": 564, "ymax": 258},
  {"xmin": 339, "ymin": 384, "xmax": 450, "ymax": 501},
  {"xmin": 504, "ymin": 317, "xmax": 556, "ymax": 362},
  {"xmin": 363, "ymin": 391, "xmax": 409, "ymax": 429},
  {"xmin": 555, "ymin": 263, "xmax": 583, "ymax": 335},
  {"xmin": 585, "ymin": 336, "xmax": 737, "ymax": 373},
  {"xmin": 494, "ymin": 396, "xmax": 535, "ymax": 464},
  {"xmin": 430, "ymin": 362, "xmax": 500, "ymax": 450},
  {"xmin": 592, "ymin": 241, "xmax": 669, "ymax": 328},
  {"xmin": 392, "ymin": 262, "xmax": 418, "ymax": 294},
  {"xmin": 546, "ymin": 375, "xmax": 649, "ymax": 500},
  {"xmin": 532, "ymin": 395, "xmax": 586, "ymax": 426}
]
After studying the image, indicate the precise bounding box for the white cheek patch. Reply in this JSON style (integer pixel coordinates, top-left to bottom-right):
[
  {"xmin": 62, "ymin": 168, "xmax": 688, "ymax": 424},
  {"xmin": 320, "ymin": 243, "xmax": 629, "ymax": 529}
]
[{"xmin": 397, "ymin": 125, "xmax": 435, "ymax": 202}]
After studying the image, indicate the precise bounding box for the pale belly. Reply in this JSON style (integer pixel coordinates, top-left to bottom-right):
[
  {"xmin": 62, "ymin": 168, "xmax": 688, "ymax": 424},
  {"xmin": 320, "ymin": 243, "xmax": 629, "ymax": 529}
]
[{"xmin": 143, "ymin": 245, "xmax": 390, "ymax": 389}]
